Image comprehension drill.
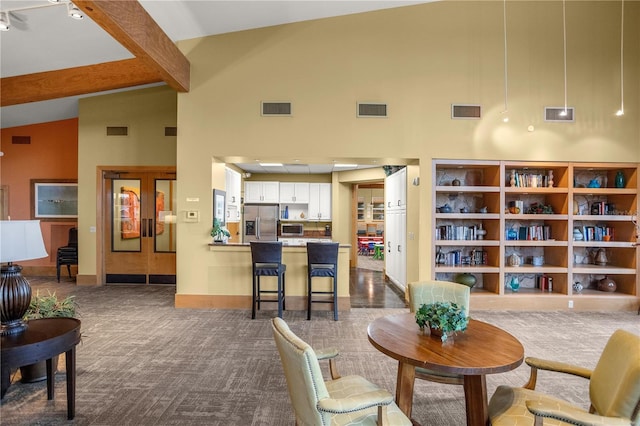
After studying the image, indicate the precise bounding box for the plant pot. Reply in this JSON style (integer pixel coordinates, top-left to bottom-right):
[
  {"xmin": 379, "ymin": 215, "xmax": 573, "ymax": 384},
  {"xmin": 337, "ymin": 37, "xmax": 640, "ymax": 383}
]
[{"xmin": 20, "ymin": 355, "xmax": 59, "ymax": 383}]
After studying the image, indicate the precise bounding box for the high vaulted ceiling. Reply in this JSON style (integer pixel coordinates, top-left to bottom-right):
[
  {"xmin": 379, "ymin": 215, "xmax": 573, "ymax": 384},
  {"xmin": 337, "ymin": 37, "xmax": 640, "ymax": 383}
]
[{"xmin": 0, "ymin": 0, "xmax": 432, "ymax": 129}]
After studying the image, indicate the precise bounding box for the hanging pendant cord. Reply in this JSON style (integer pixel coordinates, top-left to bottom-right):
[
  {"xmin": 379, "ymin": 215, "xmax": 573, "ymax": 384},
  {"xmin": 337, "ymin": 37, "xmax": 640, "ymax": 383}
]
[
  {"xmin": 562, "ymin": 0, "xmax": 568, "ymax": 113},
  {"xmin": 619, "ymin": 0, "xmax": 625, "ymax": 114},
  {"xmin": 503, "ymin": 0, "xmax": 508, "ymax": 114}
]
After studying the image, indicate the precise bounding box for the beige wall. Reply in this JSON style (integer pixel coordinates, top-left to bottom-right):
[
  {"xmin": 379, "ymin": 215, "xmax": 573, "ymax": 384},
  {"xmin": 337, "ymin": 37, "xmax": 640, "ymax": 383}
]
[
  {"xmin": 174, "ymin": 1, "xmax": 639, "ymax": 298},
  {"xmin": 77, "ymin": 86, "xmax": 177, "ymax": 283}
]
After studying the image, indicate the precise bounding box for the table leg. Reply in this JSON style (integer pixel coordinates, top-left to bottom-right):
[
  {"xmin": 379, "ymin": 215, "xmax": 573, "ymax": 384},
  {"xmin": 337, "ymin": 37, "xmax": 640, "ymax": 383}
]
[
  {"xmin": 1, "ymin": 365, "xmax": 10, "ymax": 399},
  {"xmin": 66, "ymin": 347, "xmax": 76, "ymax": 420},
  {"xmin": 462, "ymin": 375, "xmax": 489, "ymax": 426},
  {"xmin": 395, "ymin": 361, "xmax": 415, "ymax": 419},
  {"xmin": 46, "ymin": 358, "xmax": 55, "ymax": 400}
]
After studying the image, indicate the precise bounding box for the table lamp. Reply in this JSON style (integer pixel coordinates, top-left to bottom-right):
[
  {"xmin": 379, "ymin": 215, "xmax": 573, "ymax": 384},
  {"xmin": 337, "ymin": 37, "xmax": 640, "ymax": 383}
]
[{"xmin": 1, "ymin": 220, "xmax": 48, "ymax": 336}]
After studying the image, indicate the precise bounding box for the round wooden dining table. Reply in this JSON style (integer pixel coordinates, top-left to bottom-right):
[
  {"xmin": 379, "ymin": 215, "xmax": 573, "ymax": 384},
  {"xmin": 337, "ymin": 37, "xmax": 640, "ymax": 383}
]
[{"xmin": 367, "ymin": 313, "xmax": 524, "ymax": 426}]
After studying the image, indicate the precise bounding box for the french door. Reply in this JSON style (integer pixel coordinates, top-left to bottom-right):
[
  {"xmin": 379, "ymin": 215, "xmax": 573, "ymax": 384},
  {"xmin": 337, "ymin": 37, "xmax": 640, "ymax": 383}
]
[{"xmin": 103, "ymin": 169, "xmax": 176, "ymax": 284}]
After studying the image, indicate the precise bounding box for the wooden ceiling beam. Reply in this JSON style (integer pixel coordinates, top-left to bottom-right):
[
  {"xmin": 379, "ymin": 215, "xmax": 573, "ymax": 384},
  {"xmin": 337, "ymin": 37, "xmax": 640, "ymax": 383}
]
[
  {"xmin": 0, "ymin": 59, "xmax": 162, "ymax": 107},
  {"xmin": 74, "ymin": 0, "xmax": 190, "ymax": 92}
]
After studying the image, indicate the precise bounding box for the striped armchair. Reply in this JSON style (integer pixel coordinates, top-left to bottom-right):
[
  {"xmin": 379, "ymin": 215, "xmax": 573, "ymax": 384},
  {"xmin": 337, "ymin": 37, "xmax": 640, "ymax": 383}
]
[
  {"xmin": 407, "ymin": 280, "xmax": 470, "ymax": 385},
  {"xmin": 271, "ymin": 318, "xmax": 411, "ymax": 425},
  {"xmin": 489, "ymin": 329, "xmax": 640, "ymax": 426}
]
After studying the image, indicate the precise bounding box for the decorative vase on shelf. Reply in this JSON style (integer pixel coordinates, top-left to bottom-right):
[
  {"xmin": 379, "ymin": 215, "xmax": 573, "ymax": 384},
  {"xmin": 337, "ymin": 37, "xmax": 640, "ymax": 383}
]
[
  {"xmin": 509, "ymin": 276, "xmax": 520, "ymax": 292},
  {"xmin": 595, "ymin": 248, "xmax": 608, "ymax": 266},
  {"xmin": 597, "ymin": 276, "xmax": 616, "ymax": 292},
  {"xmin": 615, "ymin": 171, "xmax": 625, "ymax": 188},
  {"xmin": 454, "ymin": 273, "xmax": 477, "ymax": 288},
  {"xmin": 573, "ymin": 228, "xmax": 584, "ymax": 241}
]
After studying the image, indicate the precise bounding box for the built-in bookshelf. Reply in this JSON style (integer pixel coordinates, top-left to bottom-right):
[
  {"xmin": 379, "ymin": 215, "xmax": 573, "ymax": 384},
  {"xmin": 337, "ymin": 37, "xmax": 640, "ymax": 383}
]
[{"xmin": 432, "ymin": 160, "xmax": 639, "ymax": 311}]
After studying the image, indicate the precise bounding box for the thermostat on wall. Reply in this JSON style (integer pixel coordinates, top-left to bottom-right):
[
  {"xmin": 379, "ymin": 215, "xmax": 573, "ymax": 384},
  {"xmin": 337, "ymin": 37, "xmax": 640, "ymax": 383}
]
[{"xmin": 184, "ymin": 210, "xmax": 200, "ymax": 222}]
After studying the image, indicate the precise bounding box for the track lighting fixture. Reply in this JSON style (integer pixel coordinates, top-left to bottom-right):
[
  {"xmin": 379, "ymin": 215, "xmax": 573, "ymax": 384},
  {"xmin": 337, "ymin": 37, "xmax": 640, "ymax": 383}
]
[
  {"xmin": 501, "ymin": 0, "xmax": 509, "ymax": 123},
  {"xmin": 560, "ymin": 0, "xmax": 569, "ymax": 117},
  {"xmin": 0, "ymin": 0, "xmax": 82, "ymax": 31},
  {"xmin": 67, "ymin": 2, "xmax": 83, "ymax": 20},
  {"xmin": 0, "ymin": 11, "xmax": 10, "ymax": 31},
  {"xmin": 616, "ymin": 0, "xmax": 625, "ymax": 117}
]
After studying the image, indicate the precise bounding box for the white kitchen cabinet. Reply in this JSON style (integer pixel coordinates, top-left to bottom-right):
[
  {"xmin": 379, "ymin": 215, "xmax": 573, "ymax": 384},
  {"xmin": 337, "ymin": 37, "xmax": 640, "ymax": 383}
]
[
  {"xmin": 279, "ymin": 182, "xmax": 310, "ymax": 203},
  {"xmin": 384, "ymin": 168, "xmax": 407, "ymax": 290},
  {"xmin": 385, "ymin": 208, "xmax": 407, "ymax": 291},
  {"xmin": 308, "ymin": 183, "xmax": 331, "ymax": 221},
  {"xmin": 225, "ymin": 168, "xmax": 241, "ymax": 223},
  {"xmin": 385, "ymin": 167, "xmax": 407, "ymax": 210},
  {"xmin": 244, "ymin": 181, "xmax": 280, "ymax": 203}
]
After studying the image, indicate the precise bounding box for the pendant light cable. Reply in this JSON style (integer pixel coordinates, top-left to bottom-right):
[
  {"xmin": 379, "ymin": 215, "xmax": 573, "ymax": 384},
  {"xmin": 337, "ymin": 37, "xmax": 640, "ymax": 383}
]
[
  {"xmin": 561, "ymin": 0, "xmax": 568, "ymax": 116},
  {"xmin": 502, "ymin": 0, "xmax": 509, "ymax": 122},
  {"xmin": 617, "ymin": 0, "xmax": 625, "ymax": 116}
]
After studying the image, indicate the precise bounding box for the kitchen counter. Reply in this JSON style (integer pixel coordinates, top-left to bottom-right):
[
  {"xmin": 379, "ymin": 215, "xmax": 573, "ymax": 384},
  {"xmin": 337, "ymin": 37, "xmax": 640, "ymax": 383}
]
[{"xmin": 175, "ymin": 242, "xmax": 351, "ymax": 312}]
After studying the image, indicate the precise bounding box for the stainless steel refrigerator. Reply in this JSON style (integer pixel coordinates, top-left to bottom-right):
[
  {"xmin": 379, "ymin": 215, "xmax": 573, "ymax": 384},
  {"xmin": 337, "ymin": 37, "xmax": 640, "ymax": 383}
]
[{"xmin": 243, "ymin": 204, "xmax": 279, "ymax": 242}]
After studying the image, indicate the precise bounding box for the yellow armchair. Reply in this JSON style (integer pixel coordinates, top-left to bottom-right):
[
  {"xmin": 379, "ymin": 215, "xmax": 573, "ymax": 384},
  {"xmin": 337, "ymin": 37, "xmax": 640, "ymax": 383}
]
[
  {"xmin": 406, "ymin": 280, "xmax": 470, "ymax": 385},
  {"xmin": 489, "ymin": 329, "xmax": 640, "ymax": 426},
  {"xmin": 271, "ymin": 317, "xmax": 411, "ymax": 426}
]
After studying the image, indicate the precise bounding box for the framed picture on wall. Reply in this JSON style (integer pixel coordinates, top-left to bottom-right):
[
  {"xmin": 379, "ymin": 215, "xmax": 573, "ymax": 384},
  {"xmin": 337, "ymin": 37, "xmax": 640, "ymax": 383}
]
[
  {"xmin": 31, "ymin": 179, "xmax": 78, "ymax": 220},
  {"xmin": 213, "ymin": 189, "xmax": 226, "ymax": 227}
]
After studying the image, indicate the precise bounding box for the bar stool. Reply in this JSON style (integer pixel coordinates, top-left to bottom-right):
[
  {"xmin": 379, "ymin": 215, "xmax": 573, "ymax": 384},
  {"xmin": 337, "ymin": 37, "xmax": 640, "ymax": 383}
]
[
  {"xmin": 306, "ymin": 242, "xmax": 339, "ymax": 321},
  {"xmin": 250, "ymin": 241, "xmax": 286, "ymax": 319}
]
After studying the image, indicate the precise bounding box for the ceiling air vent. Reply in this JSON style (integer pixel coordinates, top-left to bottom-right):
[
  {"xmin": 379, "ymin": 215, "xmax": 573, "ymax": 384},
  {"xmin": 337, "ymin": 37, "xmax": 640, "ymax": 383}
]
[
  {"xmin": 357, "ymin": 103, "xmax": 387, "ymax": 118},
  {"xmin": 106, "ymin": 126, "xmax": 128, "ymax": 136},
  {"xmin": 165, "ymin": 127, "xmax": 177, "ymax": 136},
  {"xmin": 12, "ymin": 136, "xmax": 31, "ymax": 144},
  {"xmin": 544, "ymin": 107, "xmax": 575, "ymax": 122},
  {"xmin": 451, "ymin": 104, "xmax": 481, "ymax": 119},
  {"xmin": 261, "ymin": 102, "xmax": 292, "ymax": 116}
]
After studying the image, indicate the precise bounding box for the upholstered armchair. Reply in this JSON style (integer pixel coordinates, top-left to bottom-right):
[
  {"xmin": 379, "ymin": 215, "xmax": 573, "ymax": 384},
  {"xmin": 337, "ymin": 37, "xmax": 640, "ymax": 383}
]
[
  {"xmin": 271, "ymin": 318, "xmax": 411, "ymax": 426},
  {"xmin": 406, "ymin": 280, "xmax": 470, "ymax": 385},
  {"xmin": 489, "ymin": 329, "xmax": 640, "ymax": 426}
]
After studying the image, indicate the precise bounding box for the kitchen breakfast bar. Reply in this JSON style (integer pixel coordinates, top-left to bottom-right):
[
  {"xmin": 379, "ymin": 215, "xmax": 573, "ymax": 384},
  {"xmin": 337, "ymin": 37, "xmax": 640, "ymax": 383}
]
[{"xmin": 174, "ymin": 243, "xmax": 351, "ymax": 312}]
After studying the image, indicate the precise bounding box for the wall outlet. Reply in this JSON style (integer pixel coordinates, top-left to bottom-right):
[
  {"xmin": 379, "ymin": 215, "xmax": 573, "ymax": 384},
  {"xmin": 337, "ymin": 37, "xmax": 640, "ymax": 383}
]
[{"xmin": 568, "ymin": 300, "xmax": 574, "ymax": 309}]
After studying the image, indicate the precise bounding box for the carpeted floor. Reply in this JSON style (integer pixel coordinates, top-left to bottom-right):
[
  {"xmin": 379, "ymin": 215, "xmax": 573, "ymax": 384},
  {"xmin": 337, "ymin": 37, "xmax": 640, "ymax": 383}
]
[{"xmin": 1, "ymin": 279, "xmax": 638, "ymax": 425}]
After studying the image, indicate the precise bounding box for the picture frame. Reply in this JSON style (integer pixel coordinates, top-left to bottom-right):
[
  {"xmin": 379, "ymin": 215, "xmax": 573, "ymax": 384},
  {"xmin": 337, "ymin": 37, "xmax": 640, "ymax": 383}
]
[
  {"xmin": 213, "ymin": 189, "xmax": 226, "ymax": 227},
  {"xmin": 31, "ymin": 179, "xmax": 78, "ymax": 220}
]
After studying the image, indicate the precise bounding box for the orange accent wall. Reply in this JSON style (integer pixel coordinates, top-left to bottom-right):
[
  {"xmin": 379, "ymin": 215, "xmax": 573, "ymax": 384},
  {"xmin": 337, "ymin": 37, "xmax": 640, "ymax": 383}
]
[{"xmin": 0, "ymin": 118, "xmax": 78, "ymax": 267}]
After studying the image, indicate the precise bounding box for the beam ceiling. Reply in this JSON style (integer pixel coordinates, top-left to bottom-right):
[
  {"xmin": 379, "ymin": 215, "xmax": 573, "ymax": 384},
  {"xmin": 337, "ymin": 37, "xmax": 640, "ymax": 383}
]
[{"xmin": 0, "ymin": 0, "xmax": 189, "ymax": 107}]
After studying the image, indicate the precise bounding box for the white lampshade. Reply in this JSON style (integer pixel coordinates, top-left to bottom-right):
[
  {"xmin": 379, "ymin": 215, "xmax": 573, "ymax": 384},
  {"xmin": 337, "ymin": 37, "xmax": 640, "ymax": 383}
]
[{"xmin": 0, "ymin": 220, "xmax": 48, "ymax": 263}]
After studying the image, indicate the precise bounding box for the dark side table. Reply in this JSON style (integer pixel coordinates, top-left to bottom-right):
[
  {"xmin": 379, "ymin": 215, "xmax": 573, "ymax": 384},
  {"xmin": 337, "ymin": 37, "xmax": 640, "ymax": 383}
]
[{"xmin": 1, "ymin": 318, "xmax": 81, "ymax": 420}]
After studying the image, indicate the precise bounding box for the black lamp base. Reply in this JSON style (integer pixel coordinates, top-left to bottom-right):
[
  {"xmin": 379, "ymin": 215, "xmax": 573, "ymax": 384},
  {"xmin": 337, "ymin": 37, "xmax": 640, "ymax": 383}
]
[{"xmin": 1, "ymin": 264, "xmax": 32, "ymax": 336}]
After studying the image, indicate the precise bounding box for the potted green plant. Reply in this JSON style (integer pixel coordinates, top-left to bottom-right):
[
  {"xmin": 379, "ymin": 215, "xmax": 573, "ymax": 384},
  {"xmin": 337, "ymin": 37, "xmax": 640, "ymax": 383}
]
[
  {"xmin": 211, "ymin": 217, "xmax": 231, "ymax": 243},
  {"xmin": 415, "ymin": 301, "xmax": 468, "ymax": 342},
  {"xmin": 20, "ymin": 290, "xmax": 78, "ymax": 382}
]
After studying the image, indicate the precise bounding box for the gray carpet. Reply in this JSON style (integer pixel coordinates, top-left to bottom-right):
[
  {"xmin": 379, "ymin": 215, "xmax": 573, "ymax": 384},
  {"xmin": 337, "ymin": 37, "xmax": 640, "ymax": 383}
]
[{"xmin": 1, "ymin": 279, "xmax": 638, "ymax": 425}]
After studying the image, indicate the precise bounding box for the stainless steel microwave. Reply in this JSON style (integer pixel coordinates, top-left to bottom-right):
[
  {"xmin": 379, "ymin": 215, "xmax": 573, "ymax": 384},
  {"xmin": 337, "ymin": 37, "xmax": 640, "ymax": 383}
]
[{"xmin": 281, "ymin": 223, "xmax": 304, "ymax": 237}]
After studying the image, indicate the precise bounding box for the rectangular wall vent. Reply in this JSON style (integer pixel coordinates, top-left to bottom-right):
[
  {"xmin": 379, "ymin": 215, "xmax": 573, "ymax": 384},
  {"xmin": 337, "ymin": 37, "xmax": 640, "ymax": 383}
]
[
  {"xmin": 12, "ymin": 136, "xmax": 31, "ymax": 144},
  {"xmin": 451, "ymin": 104, "xmax": 481, "ymax": 119},
  {"xmin": 106, "ymin": 126, "xmax": 129, "ymax": 136},
  {"xmin": 261, "ymin": 102, "xmax": 292, "ymax": 116},
  {"xmin": 544, "ymin": 107, "xmax": 575, "ymax": 122},
  {"xmin": 164, "ymin": 127, "xmax": 177, "ymax": 136},
  {"xmin": 357, "ymin": 103, "xmax": 388, "ymax": 117}
]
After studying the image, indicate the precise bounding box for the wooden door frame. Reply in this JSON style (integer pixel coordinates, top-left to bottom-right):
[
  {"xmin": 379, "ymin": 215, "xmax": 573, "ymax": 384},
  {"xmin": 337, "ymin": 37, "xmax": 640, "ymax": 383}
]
[{"xmin": 96, "ymin": 165, "xmax": 176, "ymax": 285}]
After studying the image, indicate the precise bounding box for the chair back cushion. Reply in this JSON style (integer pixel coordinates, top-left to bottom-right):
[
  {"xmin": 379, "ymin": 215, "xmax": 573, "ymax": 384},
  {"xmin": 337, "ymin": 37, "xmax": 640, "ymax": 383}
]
[
  {"xmin": 250, "ymin": 241, "xmax": 283, "ymax": 264},
  {"xmin": 272, "ymin": 317, "xmax": 330, "ymax": 425},
  {"xmin": 407, "ymin": 280, "xmax": 470, "ymax": 316},
  {"xmin": 307, "ymin": 242, "xmax": 339, "ymax": 265},
  {"xmin": 590, "ymin": 329, "xmax": 640, "ymax": 420}
]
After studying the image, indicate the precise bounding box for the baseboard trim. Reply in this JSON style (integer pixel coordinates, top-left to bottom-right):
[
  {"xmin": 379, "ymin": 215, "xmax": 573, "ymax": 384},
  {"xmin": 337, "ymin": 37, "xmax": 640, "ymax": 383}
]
[{"xmin": 175, "ymin": 294, "xmax": 350, "ymax": 311}]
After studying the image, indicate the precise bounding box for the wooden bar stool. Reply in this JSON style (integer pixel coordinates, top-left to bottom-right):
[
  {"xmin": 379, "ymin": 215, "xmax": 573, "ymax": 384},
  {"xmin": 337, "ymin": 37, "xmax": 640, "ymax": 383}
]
[
  {"xmin": 306, "ymin": 242, "xmax": 339, "ymax": 321},
  {"xmin": 250, "ymin": 241, "xmax": 286, "ymax": 319}
]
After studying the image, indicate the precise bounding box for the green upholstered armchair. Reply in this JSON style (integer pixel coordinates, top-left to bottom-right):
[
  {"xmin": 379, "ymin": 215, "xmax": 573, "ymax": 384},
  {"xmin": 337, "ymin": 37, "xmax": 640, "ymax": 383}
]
[
  {"xmin": 271, "ymin": 318, "xmax": 411, "ymax": 426},
  {"xmin": 489, "ymin": 329, "xmax": 640, "ymax": 426},
  {"xmin": 406, "ymin": 280, "xmax": 470, "ymax": 385}
]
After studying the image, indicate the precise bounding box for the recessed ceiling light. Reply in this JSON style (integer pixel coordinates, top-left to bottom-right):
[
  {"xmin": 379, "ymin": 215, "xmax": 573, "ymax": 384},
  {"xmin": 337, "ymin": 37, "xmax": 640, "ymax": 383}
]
[
  {"xmin": 334, "ymin": 164, "xmax": 358, "ymax": 168},
  {"xmin": 259, "ymin": 163, "xmax": 283, "ymax": 167}
]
